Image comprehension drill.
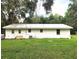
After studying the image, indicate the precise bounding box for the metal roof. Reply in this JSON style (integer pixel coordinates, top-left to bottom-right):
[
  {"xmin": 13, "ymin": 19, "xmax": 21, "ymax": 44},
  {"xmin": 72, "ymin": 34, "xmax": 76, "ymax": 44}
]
[{"xmin": 3, "ymin": 24, "xmax": 73, "ymax": 29}]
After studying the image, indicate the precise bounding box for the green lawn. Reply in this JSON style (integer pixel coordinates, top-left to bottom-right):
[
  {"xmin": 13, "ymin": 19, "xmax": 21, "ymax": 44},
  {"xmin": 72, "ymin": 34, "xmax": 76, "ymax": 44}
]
[{"xmin": 1, "ymin": 35, "xmax": 77, "ymax": 59}]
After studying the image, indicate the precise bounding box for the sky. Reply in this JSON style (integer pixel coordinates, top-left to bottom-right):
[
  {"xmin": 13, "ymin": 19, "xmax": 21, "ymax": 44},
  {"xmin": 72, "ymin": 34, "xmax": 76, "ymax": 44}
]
[{"xmin": 35, "ymin": 0, "xmax": 70, "ymax": 17}]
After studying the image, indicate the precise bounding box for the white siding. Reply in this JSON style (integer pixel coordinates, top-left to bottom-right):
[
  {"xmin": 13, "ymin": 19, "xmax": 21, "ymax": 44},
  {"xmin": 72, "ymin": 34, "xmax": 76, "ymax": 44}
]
[
  {"xmin": 5, "ymin": 29, "xmax": 71, "ymax": 39},
  {"xmin": 60, "ymin": 29, "xmax": 71, "ymax": 39},
  {"xmin": 5, "ymin": 29, "xmax": 14, "ymax": 38},
  {"xmin": 5, "ymin": 29, "xmax": 29, "ymax": 39}
]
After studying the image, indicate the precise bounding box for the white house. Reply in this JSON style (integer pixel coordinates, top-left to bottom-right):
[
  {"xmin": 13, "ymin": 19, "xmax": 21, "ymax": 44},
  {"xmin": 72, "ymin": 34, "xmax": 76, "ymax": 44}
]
[{"xmin": 3, "ymin": 24, "xmax": 73, "ymax": 39}]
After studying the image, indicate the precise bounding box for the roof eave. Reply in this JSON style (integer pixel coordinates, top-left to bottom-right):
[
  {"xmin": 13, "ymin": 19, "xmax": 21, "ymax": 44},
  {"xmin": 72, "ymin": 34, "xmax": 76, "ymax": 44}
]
[{"xmin": 2, "ymin": 27, "xmax": 73, "ymax": 29}]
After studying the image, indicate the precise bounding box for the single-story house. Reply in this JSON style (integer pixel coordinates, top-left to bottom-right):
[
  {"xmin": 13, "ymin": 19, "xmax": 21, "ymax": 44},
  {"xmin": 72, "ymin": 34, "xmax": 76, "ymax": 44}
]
[{"xmin": 3, "ymin": 24, "xmax": 73, "ymax": 39}]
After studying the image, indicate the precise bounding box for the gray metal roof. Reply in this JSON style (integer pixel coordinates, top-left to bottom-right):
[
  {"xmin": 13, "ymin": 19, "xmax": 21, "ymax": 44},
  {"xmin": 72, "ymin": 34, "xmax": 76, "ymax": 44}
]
[{"xmin": 3, "ymin": 24, "xmax": 73, "ymax": 29}]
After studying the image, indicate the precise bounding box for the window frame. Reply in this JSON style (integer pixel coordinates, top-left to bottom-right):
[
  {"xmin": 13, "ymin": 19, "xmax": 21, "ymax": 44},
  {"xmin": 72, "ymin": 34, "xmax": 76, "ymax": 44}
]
[
  {"xmin": 19, "ymin": 29, "xmax": 21, "ymax": 33},
  {"xmin": 57, "ymin": 29, "xmax": 60, "ymax": 35},
  {"xmin": 28, "ymin": 29, "xmax": 31, "ymax": 33},
  {"xmin": 40, "ymin": 29, "xmax": 43, "ymax": 33},
  {"xmin": 12, "ymin": 29, "xmax": 14, "ymax": 34}
]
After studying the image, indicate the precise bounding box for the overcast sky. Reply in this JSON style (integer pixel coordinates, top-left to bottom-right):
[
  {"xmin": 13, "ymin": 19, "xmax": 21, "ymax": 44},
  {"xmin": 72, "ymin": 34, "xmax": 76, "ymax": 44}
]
[{"xmin": 35, "ymin": 0, "xmax": 70, "ymax": 17}]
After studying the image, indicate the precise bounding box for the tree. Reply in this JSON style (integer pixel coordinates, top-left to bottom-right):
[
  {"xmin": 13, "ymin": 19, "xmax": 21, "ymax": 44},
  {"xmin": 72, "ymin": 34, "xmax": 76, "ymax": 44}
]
[
  {"xmin": 64, "ymin": 0, "xmax": 77, "ymax": 34},
  {"xmin": 1, "ymin": 0, "xmax": 22, "ymax": 24},
  {"xmin": 23, "ymin": 0, "xmax": 54, "ymax": 17},
  {"xmin": 23, "ymin": 0, "xmax": 54, "ymax": 23},
  {"xmin": 1, "ymin": 11, "xmax": 7, "ymax": 34},
  {"xmin": 43, "ymin": 0, "xmax": 54, "ymax": 14},
  {"xmin": 48, "ymin": 14, "xmax": 64, "ymax": 24},
  {"xmin": 23, "ymin": 0, "xmax": 38, "ymax": 18},
  {"xmin": 31, "ymin": 17, "xmax": 41, "ymax": 23},
  {"xmin": 40, "ymin": 17, "xmax": 48, "ymax": 23},
  {"xmin": 1, "ymin": 0, "xmax": 54, "ymax": 24}
]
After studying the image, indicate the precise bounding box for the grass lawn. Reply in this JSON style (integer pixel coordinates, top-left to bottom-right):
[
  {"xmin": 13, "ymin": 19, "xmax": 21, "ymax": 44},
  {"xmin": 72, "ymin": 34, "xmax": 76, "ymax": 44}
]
[{"xmin": 1, "ymin": 35, "xmax": 77, "ymax": 59}]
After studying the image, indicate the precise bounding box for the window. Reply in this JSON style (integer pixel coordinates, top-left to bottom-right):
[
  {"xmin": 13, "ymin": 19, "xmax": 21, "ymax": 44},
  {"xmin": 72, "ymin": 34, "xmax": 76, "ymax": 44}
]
[
  {"xmin": 57, "ymin": 29, "xmax": 60, "ymax": 35},
  {"xmin": 40, "ymin": 29, "xmax": 43, "ymax": 33},
  {"xmin": 12, "ymin": 30, "xmax": 14, "ymax": 34},
  {"xmin": 28, "ymin": 29, "xmax": 31, "ymax": 33},
  {"xmin": 19, "ymin": 30, "xmax": 21, "ymax": 33}
]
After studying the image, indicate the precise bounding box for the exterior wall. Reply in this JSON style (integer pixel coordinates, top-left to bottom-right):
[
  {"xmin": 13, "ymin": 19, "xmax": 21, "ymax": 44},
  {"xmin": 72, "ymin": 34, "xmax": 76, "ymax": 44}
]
[
  {"xmin": 5, "ymin": 29, "xmax": 29, "ymax": 39},
  {"xmin": 27, "ymin": 29, "xmax": 57, "ymax": 38},
  {"xmin": 60, "ymin": 29, "xmax": 71, "ymax": 39},
  {"xmin": 5, "ymin": 29, "xmax": 71, "ymax": 39}
]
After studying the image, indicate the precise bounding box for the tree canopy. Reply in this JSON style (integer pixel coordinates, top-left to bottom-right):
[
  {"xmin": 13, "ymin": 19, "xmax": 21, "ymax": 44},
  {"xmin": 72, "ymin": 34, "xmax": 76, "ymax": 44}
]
[
  {"xmin": 64, "ymin": 0, "xmax": 77, "ymax": 34},
  {"xmin": 1, "ymin": 0, "xmax": 54, "ymax": 24}
]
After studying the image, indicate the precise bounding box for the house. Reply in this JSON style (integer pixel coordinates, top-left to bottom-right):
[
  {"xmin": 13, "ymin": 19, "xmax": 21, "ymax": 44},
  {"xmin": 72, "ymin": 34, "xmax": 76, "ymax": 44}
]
[{"xmin": 3, "ymin": 24, "xmax": 73, "ymax": 39}]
